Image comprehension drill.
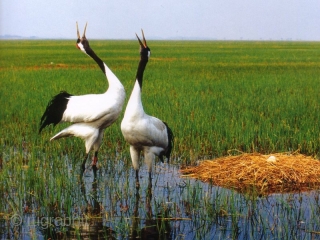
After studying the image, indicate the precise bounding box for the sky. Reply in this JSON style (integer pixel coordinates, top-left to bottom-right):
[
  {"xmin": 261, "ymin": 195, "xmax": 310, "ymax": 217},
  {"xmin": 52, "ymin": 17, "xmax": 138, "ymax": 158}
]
[{"xmin": 1, "ymin": 0, "xmax": 320, "ymax": 40}]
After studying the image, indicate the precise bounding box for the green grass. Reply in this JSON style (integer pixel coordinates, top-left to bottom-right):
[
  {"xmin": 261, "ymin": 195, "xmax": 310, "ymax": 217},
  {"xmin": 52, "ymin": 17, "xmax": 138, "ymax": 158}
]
[
  {"xmin": 1, "ymin": 40, "xmax": 320, "ymax": 239},
  {"xmin": 1, "ymin": 40, "xmax": 320, "ymax": 161}
]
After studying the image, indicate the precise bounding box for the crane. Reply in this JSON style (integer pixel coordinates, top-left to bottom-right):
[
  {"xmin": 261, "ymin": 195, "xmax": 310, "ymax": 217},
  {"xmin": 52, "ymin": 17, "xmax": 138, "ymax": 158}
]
[
  {"xmin": 39, "ymin": 22, "xmax": 125, "ymax": 173},
  {"xmin": 121, "ymin": 30, "xmax": 174, "ymax": 187}
]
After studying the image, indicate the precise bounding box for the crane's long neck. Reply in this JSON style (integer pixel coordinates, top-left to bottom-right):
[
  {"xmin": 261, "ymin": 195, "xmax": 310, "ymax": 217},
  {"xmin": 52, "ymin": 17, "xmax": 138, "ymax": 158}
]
[
  {"xmin": 136, "ymin": 58, "xmax": 148, "ymax": 89},
  {"xmin": 86, "ymin": 48, "xmax": 124, "ymax": 91},
  {"xmin": 86, "ymin": 48, "xmax": 105, "ymax": 74},
  {"xmin": 124, "ymin": 58, "xmax": 148, "ymax": 118}
]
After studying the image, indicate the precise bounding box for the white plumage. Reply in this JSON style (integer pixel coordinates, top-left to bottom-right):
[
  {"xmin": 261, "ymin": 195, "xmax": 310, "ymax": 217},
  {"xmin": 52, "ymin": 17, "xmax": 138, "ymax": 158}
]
[
  {"xmin": 61, "ymin": 81, "xmax": 123, "ymax": 123},
  {"xmin": 39, "ymin": 23, "xmax": 125, "ymax": 172},
  {"xmin": 121, "ymin": 30, "xmax": 173, "ymax": 186}
]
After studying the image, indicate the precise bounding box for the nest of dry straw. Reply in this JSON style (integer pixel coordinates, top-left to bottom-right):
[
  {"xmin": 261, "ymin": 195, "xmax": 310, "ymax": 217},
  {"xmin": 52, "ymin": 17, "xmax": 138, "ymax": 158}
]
[{"xmin": 180, "ymin": 152, "xmax": 320, "ymax": 195}]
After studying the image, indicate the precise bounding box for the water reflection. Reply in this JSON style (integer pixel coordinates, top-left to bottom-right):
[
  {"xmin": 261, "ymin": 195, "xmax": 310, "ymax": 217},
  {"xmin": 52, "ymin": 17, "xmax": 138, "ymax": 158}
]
[
  {"xmin": 67, "ymin": 166, "xmax": 115, "ymax": 239},
  {"xmin": 130, "ymin": 177, "xmax": 171, "ymax": 239},
  {"xmin": 80, "ymin": 165, "xmax": 100, "ymax": 215},
  {"xmin": 1, "ymin": 161, "xmax": 320, "ymax": 239}
]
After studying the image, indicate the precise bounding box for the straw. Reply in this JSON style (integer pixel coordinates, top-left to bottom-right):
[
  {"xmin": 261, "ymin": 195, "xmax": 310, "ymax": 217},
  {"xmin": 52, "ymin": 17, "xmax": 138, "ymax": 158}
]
[{"xmin": 180, "ymin": 152, "xmax": 320, "ymax": 195}]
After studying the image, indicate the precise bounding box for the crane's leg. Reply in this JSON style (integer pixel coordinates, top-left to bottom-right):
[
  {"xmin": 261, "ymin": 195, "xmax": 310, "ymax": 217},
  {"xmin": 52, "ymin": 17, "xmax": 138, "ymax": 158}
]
[
  {"xmin": 81, "ymin": 153, "xmax": 89, "ymax": 173},
  {"xmin": 91, "ymin": 131, "xmax": 102, "ymax": 171},
  {"xmin": 130, "ymin": 146, "xmax": 140, "ymax": 189},
  {"xmin": 143, "ymin": 151, "xmax": 154, "ymax": 193},
  {"xmin": 144, "ymin": 151, "xmax": 154, "ymax": 183},
  {"xmin": 92, "ymin": 151, "xmax": 98, "ymax": 177},
  {"xmin": 92, "ymin": 151, "xmax": 98, "ymax": 166},
  {"xmin": 147, "ymin": 172, "xmax": 152, "ymax": 201},
  {"xmin": 146, "ymin": 175, "xmax": 152, "ymax": 219},
  {"xmin": 135, "ymin": 170, "xmax": 140, "ymax": 189},
  {"xmin": 148, "ymin": 172, "xmax": 152, "ymax": 186}
]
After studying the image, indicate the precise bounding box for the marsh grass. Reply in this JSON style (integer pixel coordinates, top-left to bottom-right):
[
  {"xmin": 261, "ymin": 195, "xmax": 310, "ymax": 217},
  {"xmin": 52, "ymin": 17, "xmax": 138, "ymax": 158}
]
[{"xmin": 1, "ymin": 40, "xmax": 320, "ymax": 239}]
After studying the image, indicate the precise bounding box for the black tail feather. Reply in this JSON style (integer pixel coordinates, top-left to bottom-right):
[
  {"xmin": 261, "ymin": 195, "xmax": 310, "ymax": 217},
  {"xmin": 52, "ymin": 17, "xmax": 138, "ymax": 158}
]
[
  {"xmin": 159, "ymin": 122, "xmax": 174, "ymax": 163},
  {"xmin": 39, "ymin": 91, "xmax": 73, "ymax": 133}
]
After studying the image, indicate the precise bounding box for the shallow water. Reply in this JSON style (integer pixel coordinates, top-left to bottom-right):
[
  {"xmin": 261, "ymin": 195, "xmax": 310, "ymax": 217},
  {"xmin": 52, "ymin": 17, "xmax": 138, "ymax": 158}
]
[{"xmin": 1, "ymin": 160, "xmax": 320, "ymax": 239}]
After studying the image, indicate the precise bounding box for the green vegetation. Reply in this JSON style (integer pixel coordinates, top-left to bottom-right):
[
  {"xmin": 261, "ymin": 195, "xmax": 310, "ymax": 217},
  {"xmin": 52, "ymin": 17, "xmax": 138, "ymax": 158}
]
[
  {"xmin": 1, "ymin": 40, "xmax": 320, "ymax": 161},
  {"xmin": 1, "ymin": 40, "xmax": 320, "ymax": 239}
]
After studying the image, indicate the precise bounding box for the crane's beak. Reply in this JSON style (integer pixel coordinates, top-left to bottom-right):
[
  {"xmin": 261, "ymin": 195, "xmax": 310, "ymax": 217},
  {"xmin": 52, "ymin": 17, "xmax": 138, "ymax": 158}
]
[
  {"xmin": 76, "ymin": 22, "xmax": 88, "ymax": 50},
  {"xmin": 83, "ymin": 22, "xmax": 87, "ymax": 38},
  {"xmin": 76, "ymin": 22, "xmax": 80, "ymax": 39},
  {"xmin": 136, "ymin": 29, "xmax": 147, "ymax": 47},
  {"xmin": 76, "ymin": 22, "xmax": 81, "ymax": 49},
  {"xmin": 76, "ymin": 22, "xmax": 87, "ymax": 39}
]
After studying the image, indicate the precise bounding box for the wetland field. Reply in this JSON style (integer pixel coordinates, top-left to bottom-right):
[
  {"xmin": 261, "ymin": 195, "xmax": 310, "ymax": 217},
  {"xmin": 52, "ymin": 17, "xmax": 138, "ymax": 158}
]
[{"xmin": 1, "ymin": 40, "xmax": 320, "ymax": 239}]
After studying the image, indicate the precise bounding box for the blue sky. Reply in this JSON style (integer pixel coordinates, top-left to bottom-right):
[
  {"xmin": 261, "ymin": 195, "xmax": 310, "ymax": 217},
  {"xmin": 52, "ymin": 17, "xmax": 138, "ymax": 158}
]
[{"xmin": 1, "ymin": 0, "xmax": 319, "ymax": 40}]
